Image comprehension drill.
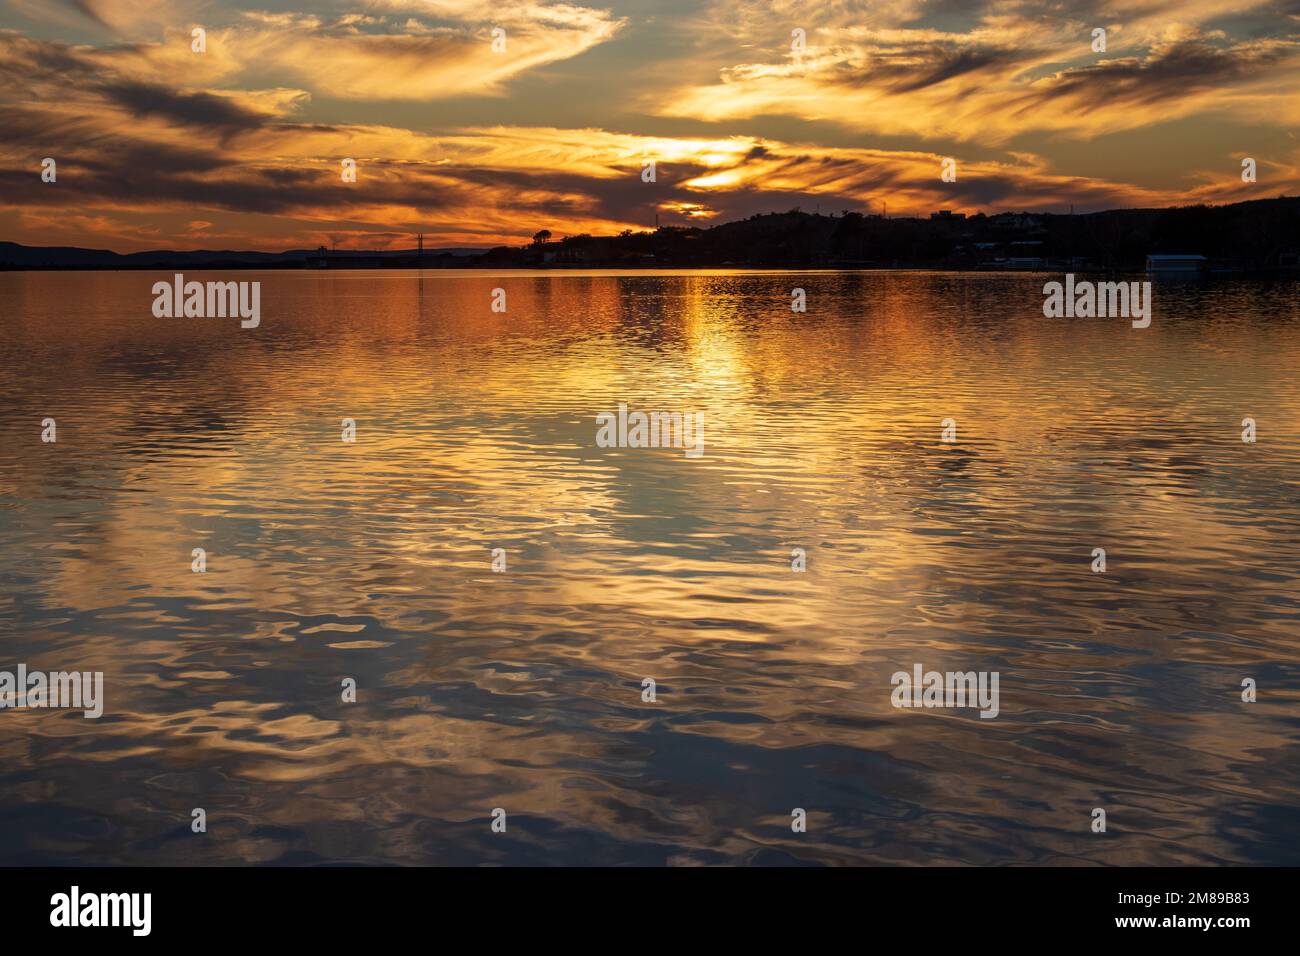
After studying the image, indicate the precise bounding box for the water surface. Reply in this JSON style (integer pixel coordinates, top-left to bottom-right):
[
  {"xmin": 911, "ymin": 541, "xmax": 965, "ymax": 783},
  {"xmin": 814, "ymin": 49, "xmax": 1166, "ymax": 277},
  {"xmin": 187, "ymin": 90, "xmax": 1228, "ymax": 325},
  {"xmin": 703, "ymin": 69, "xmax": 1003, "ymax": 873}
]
[{"xmin": 1, "ymin": 269, "xmax": 1298, "ymax": 865}]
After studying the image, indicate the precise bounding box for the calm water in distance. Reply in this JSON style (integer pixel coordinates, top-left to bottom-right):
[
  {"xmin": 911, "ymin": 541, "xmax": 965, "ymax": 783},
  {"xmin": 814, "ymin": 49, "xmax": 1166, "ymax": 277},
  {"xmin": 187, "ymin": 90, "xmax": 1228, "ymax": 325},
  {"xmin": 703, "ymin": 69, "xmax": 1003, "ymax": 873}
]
[{"xmin": 1, "ymin": 269, "xmax": 1298, "ymax": 865}]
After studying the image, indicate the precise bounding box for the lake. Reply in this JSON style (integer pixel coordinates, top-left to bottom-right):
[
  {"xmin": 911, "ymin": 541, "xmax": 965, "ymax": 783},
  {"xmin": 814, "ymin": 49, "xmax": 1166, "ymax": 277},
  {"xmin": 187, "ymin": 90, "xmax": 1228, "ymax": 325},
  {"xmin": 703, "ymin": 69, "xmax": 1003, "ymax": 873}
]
[{"xmin": 0, "ymin": 269, "xmax": 1297, "ymax": 865}]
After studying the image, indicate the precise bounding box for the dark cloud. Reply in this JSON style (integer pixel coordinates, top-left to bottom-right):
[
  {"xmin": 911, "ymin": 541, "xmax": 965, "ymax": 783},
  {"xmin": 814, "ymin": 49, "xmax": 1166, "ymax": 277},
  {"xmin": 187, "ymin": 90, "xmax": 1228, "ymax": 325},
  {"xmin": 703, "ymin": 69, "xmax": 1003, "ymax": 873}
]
[
  {"xmin": 1017, "ymin": 40, "xmax": 1292, "ymax": 112},
  {"xmin": 97, "ymin": 81, "xmax": 270, "ymax": 134},
  {"xmin": 824, "ymin": 41, "xmax": 1015, "ymax": 94},
  {"xmin": 891, "ymin": 47, "xmax": 1018, "ymax": 92},
  {"xmin": 68, "ymin": 1, "xmax": 107, "ymax": 27}
]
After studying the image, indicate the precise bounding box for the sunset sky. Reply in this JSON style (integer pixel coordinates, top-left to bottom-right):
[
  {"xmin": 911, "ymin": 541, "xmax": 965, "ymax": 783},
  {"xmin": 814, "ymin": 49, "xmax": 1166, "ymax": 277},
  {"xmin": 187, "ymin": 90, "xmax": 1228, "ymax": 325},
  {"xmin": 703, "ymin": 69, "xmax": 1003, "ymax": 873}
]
[{"xmin": 2, "ymin": 0, "xmax": 1299, "ymax": 251}]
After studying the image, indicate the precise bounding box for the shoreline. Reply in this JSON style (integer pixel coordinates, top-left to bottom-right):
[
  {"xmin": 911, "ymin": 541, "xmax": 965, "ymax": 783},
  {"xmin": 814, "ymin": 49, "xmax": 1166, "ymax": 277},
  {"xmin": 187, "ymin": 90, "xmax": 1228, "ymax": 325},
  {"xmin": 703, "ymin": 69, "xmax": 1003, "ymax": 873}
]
[{"xmin": 4, "ymin": 263, "xmax": 1297, "ymax": 276}]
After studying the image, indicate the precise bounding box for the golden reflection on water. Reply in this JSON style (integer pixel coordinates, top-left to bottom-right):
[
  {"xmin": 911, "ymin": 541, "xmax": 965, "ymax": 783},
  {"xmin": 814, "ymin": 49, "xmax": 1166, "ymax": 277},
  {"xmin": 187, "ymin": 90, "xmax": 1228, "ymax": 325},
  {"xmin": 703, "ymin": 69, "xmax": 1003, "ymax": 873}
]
[{"xmin": 0, "ymin": 270, "xmax": 1298, "ymax": 864}]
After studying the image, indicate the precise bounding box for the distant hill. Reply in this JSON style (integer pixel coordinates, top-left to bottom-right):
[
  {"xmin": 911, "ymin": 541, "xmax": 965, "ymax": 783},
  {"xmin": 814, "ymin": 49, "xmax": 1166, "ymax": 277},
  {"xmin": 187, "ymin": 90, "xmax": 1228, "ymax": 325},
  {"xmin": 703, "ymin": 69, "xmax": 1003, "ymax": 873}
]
[
  {"xmin": 0, "ymin": 242, "xmax": 315, "ymax": 269},
  {"xmin": 479, "ymin": 196, "xmax": 1300, "ymax": 272},
  {"xmin": 0, "ymin": 242, "xmax": 485, "ymax": 270},
  {"xmin": 5, "ymin": 197, "xmax": 1300, "ymax": 272}
]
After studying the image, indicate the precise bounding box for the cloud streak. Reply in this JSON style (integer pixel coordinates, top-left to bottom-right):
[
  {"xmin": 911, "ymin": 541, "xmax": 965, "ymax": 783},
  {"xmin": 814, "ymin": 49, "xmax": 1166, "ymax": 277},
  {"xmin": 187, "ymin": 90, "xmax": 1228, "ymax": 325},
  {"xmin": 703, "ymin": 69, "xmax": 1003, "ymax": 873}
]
[{"xmin": 656, "ymin": 0, "xmax": 1300, "ymax": 140}]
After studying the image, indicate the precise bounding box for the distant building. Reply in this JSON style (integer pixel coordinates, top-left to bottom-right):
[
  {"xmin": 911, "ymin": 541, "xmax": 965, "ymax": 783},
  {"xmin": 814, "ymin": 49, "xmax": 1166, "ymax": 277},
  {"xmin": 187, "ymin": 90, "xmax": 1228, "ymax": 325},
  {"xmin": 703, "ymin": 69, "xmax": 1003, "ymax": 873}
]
[
  {"xmin": 931, "ymin": 210, "xmax": 966, "ymax": 220},
  {"xmin": 1145, "ymin": 254, "xmax": 1207, "ymax": 274}
]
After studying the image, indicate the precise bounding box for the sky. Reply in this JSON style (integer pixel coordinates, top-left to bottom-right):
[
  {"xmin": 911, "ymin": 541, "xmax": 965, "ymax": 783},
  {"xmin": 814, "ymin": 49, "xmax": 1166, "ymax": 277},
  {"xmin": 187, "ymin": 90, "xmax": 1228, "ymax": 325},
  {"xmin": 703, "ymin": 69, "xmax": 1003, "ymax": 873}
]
[{"xmin": 1, "ymin": 0, "xmax": 1299, "ymax": 251}]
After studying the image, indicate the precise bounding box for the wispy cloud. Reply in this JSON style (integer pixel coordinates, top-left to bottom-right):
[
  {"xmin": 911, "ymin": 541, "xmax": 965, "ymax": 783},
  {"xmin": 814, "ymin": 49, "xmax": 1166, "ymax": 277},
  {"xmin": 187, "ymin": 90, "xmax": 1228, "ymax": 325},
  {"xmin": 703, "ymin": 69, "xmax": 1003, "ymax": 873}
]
[{"xmin": 656, "ymin": 0, "xmax": 1300, "ymax": 141}]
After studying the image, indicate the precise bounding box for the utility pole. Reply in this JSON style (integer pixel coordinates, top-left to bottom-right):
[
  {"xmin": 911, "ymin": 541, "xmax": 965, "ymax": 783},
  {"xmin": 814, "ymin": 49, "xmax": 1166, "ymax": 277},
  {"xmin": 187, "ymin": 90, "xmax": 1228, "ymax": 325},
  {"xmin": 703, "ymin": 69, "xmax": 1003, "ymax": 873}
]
[{"xmin": 1067, "ymin": 205, "xmax": 1072, "ymax": 267}]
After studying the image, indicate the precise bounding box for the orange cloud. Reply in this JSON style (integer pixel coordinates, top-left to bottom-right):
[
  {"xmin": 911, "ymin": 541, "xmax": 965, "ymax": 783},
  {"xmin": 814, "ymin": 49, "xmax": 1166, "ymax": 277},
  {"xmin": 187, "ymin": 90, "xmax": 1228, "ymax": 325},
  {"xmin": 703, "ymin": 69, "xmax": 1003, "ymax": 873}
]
[
  {"xmin": 657, "ymin": 0, "xmax": 1300, "ymax": 142},
  {"xmin": 3, "ymin": 2, "xmax": 1298, "ymax": 252}
]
